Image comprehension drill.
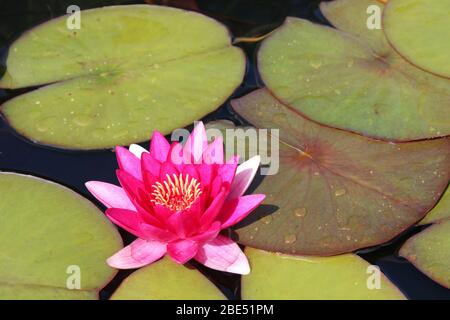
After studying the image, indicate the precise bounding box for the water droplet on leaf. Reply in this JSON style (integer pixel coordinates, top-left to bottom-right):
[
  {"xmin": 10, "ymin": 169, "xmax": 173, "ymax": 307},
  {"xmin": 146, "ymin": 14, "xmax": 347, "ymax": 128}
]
[
  {"xmin": 310, "ymin": 61, "xmax": 322, "ymax": 69},
  {"xmin": 284, "ymin": 234, "xmax": 297, "ymax": 244},
  {"xmin": 335, "ymin": 188, "xmax": 346, "ymax": 197},
  {"xmin": 294, "ymin": 207, "xmax": 307, "ymax": 217}
]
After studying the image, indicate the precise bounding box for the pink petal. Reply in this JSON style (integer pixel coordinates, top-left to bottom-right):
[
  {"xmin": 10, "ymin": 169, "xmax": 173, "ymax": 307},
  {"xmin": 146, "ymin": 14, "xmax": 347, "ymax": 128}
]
[
  {"xmin": 141, "ymin": 153, "xmax": 161, "ymax": 177},
  {"xmin": 139, "ymin": 221, "xmax": 177, "ymax": 242},
  {"xmin": 150, "ymin": 203, "xmax": 176, "ymax": 221},
  {"xmin": 197, "ymin": 164, "xmax": 213, "ymax": 189},
  {"xmin": 107, "ymin": 238, "xmax": 166, "ymax": 269},
  {"xmin": 195, "ymin": 235, "xmax": 250, "ymax": 275},
  {"xmin": 135, "ymin": 205, "xmax": 165, "ymax": 228},
  {"xmin": 150, "ymin": 131, "xmax": 170, "ymax": 162},
  {"xmin": 203, "ymin": 136, "xmax": 224, "ymax": 164},
  {"xmin": 142, "ymin": 168, "xmax": 158, "ymax": 191},
  {"xmin": 218, "ymin": 156, "xmax": 239, "ymax": 185},
  {"xmin": 227, "ymin": 155, "xmax": 260, "ymax": 200},
  {"xmin": 116, "ymin": 146, "xmax": 142, "ymax": 180},
  {"xmin": 115, "ymin": 181, "xmax": 162, "ymax": 229},
  {"xmin": 105, "ymin": 208, "xmax": 147, "ymax": 239},
  {"xmin": 183, "ymin": 193, "xmax": 206, "ymax": 219},
  {"xmin": 167, "ymin": 239, "xmax": 199, "ymax": 264},
  {"xmin": 85, "ymin": 181, "xmax": 135, "ymax": 210},
  {"xmin": 106, "ymin": 208, "xmax": 173, "ymax": 241},
  {"xmin": 184, "ymin": 122, "xmax": 208, "ymax": 164},
  {"xmin": 190, "ymin": 221, "xmax": 221, "ymax": 243},
  {"xmin": 159, "ymin": 162, "xmax": 179, "ymax": 179},
  {"xmin": 182, "ymin": 164, "xmax": 199, "ymax": 181},
  {"xmin": 200, "ymin": 188, "xmax": 228, "ymax": 226},
  {"xmin": 209, "ymin": 175, "xmax": 223, "ymax": 199},
  {"xmin": 219, "ymin": 194, "xmax": 266, "ymax": 228},
  {"xmin": 129, "ymin": 144, "xmax": 148, "ymax": 159},
  {"xmin": 166, "ymin": 211, "xmax": 199, "ymax": 238},
  {"xmin": 167, "ymin": 142, "xmax": 184, "ymax": 168},
  {"xmin": 116, "ymin": 169, "xmax": 146, "ymax": 202}
]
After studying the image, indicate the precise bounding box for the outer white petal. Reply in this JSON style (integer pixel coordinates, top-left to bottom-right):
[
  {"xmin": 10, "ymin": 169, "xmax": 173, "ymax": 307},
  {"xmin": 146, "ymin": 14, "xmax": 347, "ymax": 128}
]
[
  {"xmin": 227, "ymin": 155, "xmax": 260, "ymax": 199},
  {"xmin": 128, "ymin": 144, "xmax": 148, "ymax": 159}
]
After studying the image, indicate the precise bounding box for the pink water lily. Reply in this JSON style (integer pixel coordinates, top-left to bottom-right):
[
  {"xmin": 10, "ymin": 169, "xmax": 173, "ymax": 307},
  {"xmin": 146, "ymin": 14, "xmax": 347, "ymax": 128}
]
[{"xmin": 86, "ymin": 122, "xmax": 264, "ymax": 275}]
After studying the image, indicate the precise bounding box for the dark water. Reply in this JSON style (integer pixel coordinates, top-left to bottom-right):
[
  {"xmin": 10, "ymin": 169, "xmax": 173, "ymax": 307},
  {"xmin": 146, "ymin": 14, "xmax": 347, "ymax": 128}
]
[{"xmin": 0, "ymin": 0, "xmax": 448, "ymax": 300}]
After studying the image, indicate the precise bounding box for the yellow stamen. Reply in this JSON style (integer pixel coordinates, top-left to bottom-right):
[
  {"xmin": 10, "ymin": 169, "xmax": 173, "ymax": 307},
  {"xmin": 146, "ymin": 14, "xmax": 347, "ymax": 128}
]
[{"xmin": 150, "ymin": 173, "xmax": 202, "ymax": 211}]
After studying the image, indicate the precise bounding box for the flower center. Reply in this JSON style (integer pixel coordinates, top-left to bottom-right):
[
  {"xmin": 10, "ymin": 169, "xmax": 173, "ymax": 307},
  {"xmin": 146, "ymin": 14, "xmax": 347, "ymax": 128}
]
[{"xmin": 150, "ymin": 173, "xmax": 202, "ymax": 211}]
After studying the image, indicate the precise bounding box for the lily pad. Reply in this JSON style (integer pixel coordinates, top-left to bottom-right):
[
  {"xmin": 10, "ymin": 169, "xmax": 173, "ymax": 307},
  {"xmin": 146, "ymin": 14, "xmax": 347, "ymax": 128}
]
[
  {"xmin": 0, "ymin": 172, "xmax": 122, "ymax": 299},
  {"xmin": 0, "ymin": 5, "xmax": 245, "ymax": 150},
  {"xmin": 111, "ymin": 257, "xmax": 226, "ymax": 300},
  {"xmin": 321, "ymin": 0, "xmax": 450, "ymax": 91},
  {"xmin": 258, "ymin": 11, "xmax": 450, "ymax": 141},
  {"xmin": 400, "ymin": 220, "xmax": 450, "ymax": 289},
  {"xmin": 242, "ymin": 248, "xmax": 405, "ymax": 299},
  {"xmin": 231, "ymin": 89, "xmax": 450, "ymax": 256},
  {"xmin": 419, "ymin": 187, "xmax": 450, "ymax": 225},
  {"xmin": 383, "ymin": 0, "xmax": 450, "ymax": 78},
  {"xmin": 320, "ymin": 0, "xmax": 389, "ymax": 52}
]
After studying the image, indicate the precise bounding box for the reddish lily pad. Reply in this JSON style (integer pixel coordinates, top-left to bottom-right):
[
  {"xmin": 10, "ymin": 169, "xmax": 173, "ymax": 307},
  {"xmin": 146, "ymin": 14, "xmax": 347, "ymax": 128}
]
[
  {"xmin": 400, "ymin": 220, "xmax": 450, "ymax": 289},
  {"xmin": 419, "ymin": 187, "xmax": 450, "ymax": 225},
  {"xmin": 0, "ymin": 172, "xmax": 122, "ymax": 299},
  {"xmin": 230, "ymin": 89, "xmax": 450, "ymax": 256},
  {"xmin": 110, "ymin": 257, "xmax": 226, "ymax": 300},
  {"xmin": 258, "ymin": 10, "xmax": 450, "ymax": 141},
  {"xmin": 0, "ymin": 5, "xmax": 245, "ymax": 150},
  {"xmin": 383, "ymin": 0, "xmax": 450, "ymax": 78},
  {"xmin": 242, "ymin": 248, "xmax": 405, "ymax": 299}
]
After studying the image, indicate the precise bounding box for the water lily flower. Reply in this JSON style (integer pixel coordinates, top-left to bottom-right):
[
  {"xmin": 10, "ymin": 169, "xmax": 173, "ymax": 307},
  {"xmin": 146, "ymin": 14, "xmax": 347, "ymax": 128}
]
[{"xmin": 86, "ymin": 122, "xmax": 264, "ymax": 275}]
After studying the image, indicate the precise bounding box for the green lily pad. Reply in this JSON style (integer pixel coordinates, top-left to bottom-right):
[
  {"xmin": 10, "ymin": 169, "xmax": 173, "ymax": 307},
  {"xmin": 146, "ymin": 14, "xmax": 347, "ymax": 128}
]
[
  {"xmin": 320, "ymin": 0, "xmax": 450, "ymax": 94},
  {"xmin": 0, "ymin": 283, "xmax": 98, "ymax": 300},
  {"xmin": 419, "ymin": 186, "xmax": 450, "ymax": 225},
  {"xmin": 231, "ymin": 89, "xmax": 450, "ymax": 256},
  {"xmin": 0, "ymin": 172, "xmax": 122, "ymax": 299},
  {"xmin": 258, "ymin": 11, "xmax": 450, "ymax": 141},
  {"xmin": 400, "ymin": 219, "xmax": 450, "ymax": 289},
  {"xmin": 0, "ymin": 5, "xmax": 245, "ymax": 150},
  {"xmin": 111, "ymin": 257, "xmax": 226, "ymax": 300},
  {"xmin": 383, "ymin": 0, "xmax": 450, "ymax": 78},
  {"xmin": 320, "ymin": 0, "xmax": 389, "ymax": 52},
  {"xmin": 242, "ymin": 248, "xmax": 405, "ymax": 299}
]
